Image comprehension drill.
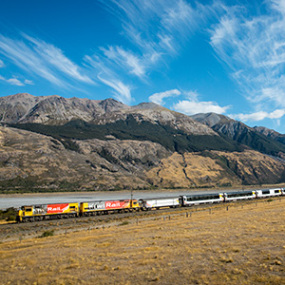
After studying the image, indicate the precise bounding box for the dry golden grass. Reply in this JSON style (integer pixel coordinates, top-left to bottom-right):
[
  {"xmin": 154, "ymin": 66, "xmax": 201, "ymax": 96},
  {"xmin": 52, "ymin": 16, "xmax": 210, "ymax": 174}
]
[{"xmin": 0, "ymin": 199, "xmax": 285, "ymax": 284}]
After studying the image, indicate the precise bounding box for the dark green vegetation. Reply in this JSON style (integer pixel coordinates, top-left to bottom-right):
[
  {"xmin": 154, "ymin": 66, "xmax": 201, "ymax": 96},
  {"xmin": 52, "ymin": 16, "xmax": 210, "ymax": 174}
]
[
  {"xmin": 10, "ymin": 115, "xmax": 243, "ymax": 153},
  {"xmin": 11, "ymin": 115, "xmax": 285, "ymax": 156},
  {"xmin": 0, "ymin": 178, "xmax": 81, "ymax": 194},
  {"xmin": 0, "ymin": 207, "xmax": 17, "ymax": 221},
  {"xmin": 211, "ymin": 123, "xmax": 285, "ymax": 157},
  {"xmin": 39, "ymin": 230, "xmax": 55, "ymax": 238}
]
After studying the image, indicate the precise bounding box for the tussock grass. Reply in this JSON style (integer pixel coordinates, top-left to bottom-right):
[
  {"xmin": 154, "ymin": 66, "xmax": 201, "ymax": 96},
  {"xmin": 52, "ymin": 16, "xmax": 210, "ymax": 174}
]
[
  {"xmin": 38, "ymin": 230, "xmax": 54, "ymax": 238},
  {"xmin": 0, "ymin": 199, "xmax": 284, "ymax": 284}
]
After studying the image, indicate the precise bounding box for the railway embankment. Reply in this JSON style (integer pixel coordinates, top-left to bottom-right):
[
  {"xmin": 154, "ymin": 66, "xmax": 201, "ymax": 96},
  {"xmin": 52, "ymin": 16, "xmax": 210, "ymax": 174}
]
[{"xmin": 0, "ymin": 197, "xmax": 284, "ymax": 284}]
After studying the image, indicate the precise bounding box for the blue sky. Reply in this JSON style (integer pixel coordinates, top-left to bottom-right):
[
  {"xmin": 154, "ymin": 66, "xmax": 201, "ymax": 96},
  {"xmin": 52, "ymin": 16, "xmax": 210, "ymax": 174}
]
[{"xmin": 1, "ymin": 0, "xmax": 285, "ymax": 133}]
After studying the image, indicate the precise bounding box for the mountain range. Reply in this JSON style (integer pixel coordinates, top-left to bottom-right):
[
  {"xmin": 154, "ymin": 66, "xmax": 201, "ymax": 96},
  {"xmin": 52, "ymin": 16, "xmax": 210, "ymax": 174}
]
[{"xmin": 0, "ymin": 93, "xmax": 285, "ymax": 192}]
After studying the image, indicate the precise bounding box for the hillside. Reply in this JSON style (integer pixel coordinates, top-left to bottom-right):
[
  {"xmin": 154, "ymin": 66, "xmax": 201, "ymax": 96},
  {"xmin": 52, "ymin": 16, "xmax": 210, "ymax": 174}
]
[
  {"xmin": 2, "ymin": 199, "xmax": 284, "ymax": 284},
  {"xmin": 192, "ymin": 113, "xmax": 285, "ymax": 157},
  {"xmin": 254, "ymin": 126, "xmax": 285, "ymax": 147},
  {"xmin": 0, "ymin": 93, "xmax": 285, "ymax": 192}
]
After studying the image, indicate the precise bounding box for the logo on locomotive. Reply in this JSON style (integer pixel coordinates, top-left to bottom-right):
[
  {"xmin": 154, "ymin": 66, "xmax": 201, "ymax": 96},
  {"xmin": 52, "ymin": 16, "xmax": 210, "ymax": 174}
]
[
  {"xmin": 105, "ymin": 200, "xmax": 127, "ymax": 209},
  {"xmin": 47, "ymin": 204, "xmax": 69, "ymax": 213}
]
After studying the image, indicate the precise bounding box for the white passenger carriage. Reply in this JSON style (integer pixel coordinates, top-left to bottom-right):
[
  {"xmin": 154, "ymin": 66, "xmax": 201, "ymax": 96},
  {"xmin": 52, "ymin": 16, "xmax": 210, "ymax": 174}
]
[
  {"xmin": 224, "ymin": 191, "xmax": 255, "ymax": 202},
  {"xmin": 139, "ymin": 197, "xmax": 181, "ymax": 210},
  {"xmin": 182, "ymin": 193, "xmax": 224, "ymax": 206},
  {"xmin": 255, "ymin": 188, "xmax": 282, "ymax": 198}
]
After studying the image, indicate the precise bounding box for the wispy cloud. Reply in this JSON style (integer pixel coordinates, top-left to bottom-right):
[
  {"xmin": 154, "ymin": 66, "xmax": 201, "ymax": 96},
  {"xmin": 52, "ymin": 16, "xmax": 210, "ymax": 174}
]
[
  {"xmin": 229, "ymin": 109, "xmax": 285, "ymax": 122},
  {"xmin": 149, "ymin": 89, "xmax": 181, "ymax": 105},
  {"xmin": 174, "ymin": 100, "xmax": 229, "ymax": 115},
  {"xmin": 161, "ymin": 0, "xmax": 196, "ymax": 37},
  {"xmin": 0, "ymin": 75, "xmax": 23, "ymax": 86},
  {"xmin": 24, "ymin": 79, "xmax": 34, "ymax": 85},
  {"xmin": 149, "ymin": 88, "xmax": 229, "ymax": 115},
  {"xmin": 24, "ymin": 34, "xmax": 94, "ymax": 84},
  {"xmin": 210, "ymin": 0, "xmax": 285, "ymax": 110},
  {"xmin": 87, "ymin": 0, "xmax": 204, "ymax": 104},
  {"xmin": 98, "ymin": 74, "xmax": 132, "ymax": 105},
  {"xmin": 0, "ymin": 59, "xmax": 4, "ymax": 68},
  {"xmin": 101, "ymin": 46, "xmax": 146, "ymax": 78},
  {"xmin": 0, "ymin": 34, "xmax": 94, "ymax": 87},
  {"xmin": 0, "ymin": 74, "xmax": 34, "ymax": 86},
  {"xmin": 98, "ymin": 0, "xmax": 202, "ymax": 80},
  {"xmin": 85, "ymin": 54, "xmax": 133, "ymax": 104}
]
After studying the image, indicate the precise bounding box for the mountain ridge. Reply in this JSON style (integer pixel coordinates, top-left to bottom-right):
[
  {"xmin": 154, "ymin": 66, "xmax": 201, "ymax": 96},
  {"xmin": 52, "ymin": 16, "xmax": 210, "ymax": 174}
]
[
  {"xmin": 191, "ymin": 112, "xmax": 285, "ymax": 157},
  {"xmin": 0, "ymin": 93, "xmax": 285, "ymax": 192}
]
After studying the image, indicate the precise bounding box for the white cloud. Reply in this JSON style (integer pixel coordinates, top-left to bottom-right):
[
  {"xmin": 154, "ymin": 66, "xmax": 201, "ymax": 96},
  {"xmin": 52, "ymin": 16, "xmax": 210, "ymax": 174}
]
[
  {"xmin": 0, "ymin": 34, "xmax": 94, "ymax": 87},
  {"xmin": 272, "ymin": 0, "xmax": 285, "ymax": 15},
  {"xmin": 173, "ymin": 100, "xmax": 229, "ymax": 115},
  {"xmin": 85, "ymin": 54, "xmax": 134, "ymax": 104},
  {"xmin": 149, "ymin": 88, "xmax": 229, "ymax": 115},
  {"xmin": 0, "ymin": 59, "xmax": 4, "ymax": 68},
  {"xmin": 0, "ymin": 75, "xmax": 24, "ymax": 86},
  {"xmin": 209, "ymin": 1, "xmax": 285, "ymax": 109},
  {"xmin": 97, "ymin": 0, "xmax": 204, "ymax": 81},
  {"xmin": 149, "ymin": 89, "xmax": 181, "ymax": 105},
  {"xmin": 97, "ymin": 74, "xmax": 132, "ymax": 105},
  {"xmin": 184, "ymin": 90, "xmax": 199, "ymax": 101},
  {"xmin": 7, "ymin": 78, "xmax": 24, "ymax": 86},
  {"xmin": 161, "ymin": 0, "xmax": 196, "ymax": 36},
  {"xmin": 24, "ymin": 79, "xmax": 34, "ymax": 85},
  {"xmin": 24, "ymin": 34, "xmax": 94, "ymax": 84},
  {"xmin": 230, "ymin": 109, "xmax": 285, "ymax": 122},
  {"xmin": 101, "ymin": 46, "xmax": 146, "ymax": 78}
]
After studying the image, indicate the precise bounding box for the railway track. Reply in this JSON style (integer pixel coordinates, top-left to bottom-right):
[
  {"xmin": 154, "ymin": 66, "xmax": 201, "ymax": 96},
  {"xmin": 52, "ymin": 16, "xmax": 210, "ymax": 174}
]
[{"xmin": 1, "ymin": 196, "xmax": 283, "ymax": 242}]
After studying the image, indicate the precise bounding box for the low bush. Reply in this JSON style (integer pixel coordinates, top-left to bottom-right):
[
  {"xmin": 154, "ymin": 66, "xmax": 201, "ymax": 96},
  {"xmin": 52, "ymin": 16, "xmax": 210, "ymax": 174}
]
[{"xmin": 39, "ymin": 230, "xmax": 55, "ymax": 238}]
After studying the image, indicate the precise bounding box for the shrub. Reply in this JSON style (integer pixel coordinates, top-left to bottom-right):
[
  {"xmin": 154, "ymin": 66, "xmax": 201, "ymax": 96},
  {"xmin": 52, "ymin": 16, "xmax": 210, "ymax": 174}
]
[{"xmin": 39, "ymin": 230, "xmax": 55, "ymax": 238}]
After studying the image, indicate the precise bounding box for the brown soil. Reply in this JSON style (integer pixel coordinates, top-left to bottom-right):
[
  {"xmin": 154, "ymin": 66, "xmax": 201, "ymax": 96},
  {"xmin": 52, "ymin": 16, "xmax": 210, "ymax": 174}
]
[{"xmin": 0, "ymin": 198, "xmax": 284, "ymax": 285}]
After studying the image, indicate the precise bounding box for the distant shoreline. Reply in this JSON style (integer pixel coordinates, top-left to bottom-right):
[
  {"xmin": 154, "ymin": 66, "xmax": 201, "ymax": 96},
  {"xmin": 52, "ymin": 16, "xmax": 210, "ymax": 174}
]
[{"xmin": 1, "ymin": 183, "xmax": 284, "ymax": 198}]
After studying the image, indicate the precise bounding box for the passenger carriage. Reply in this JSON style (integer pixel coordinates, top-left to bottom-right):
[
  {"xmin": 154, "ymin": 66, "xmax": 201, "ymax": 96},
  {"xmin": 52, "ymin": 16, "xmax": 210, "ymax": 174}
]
[
  {"xmin": 255, "ymin": 188, "xmax": 282, "ymax": 198},
  {"xmin": 223, "ymin": 191, "xmax": 255, "ymax": 202},
  {"xmin": 182, "ymin": 193, "xmax": 224, "ymax": 206},
  {"xmin": 139, "ymin": 197, "xmax": 181, "ymax": 210}
]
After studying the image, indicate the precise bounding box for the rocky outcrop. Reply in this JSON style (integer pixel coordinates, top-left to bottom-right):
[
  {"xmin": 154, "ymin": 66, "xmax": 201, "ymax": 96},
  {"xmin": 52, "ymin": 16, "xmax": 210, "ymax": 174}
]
[
  {"xmin": 1, "ymin": 93, "xmax": 215, "ymax": 136},
  {"xmin": 191, "ymin": 113, "xmax": 285, "ymax": 157},
  {"xmin": 0, "ymin": 93, "xmax": 128, "ymax": 125},
  {"xmin": 254, "ymin": 126, "xmax": 285, "ymax": 145}
]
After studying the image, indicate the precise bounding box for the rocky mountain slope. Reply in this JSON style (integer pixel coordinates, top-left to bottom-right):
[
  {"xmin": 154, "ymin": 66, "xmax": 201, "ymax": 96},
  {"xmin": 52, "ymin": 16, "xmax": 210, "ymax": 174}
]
[
  {"xmin": 0, "ymin": 93, "xmax": 285, "ymax": 192},
  {"xmin": 0, "ymin": 93, "xmax": 214, "ymax": 136},
  {"xmin": 192, "ymin": 113, "xmax": 285, "ymax": 157},
  {"xmin": 254, "ymin": 126, "xmax": 285, "ymax": 147}
]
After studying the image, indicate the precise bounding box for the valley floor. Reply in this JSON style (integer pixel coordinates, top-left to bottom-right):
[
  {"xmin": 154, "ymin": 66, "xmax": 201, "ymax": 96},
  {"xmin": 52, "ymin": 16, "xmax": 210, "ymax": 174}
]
[{"xmin": 0, "ymin": 198, "xmax": 284, "ymax": 284}]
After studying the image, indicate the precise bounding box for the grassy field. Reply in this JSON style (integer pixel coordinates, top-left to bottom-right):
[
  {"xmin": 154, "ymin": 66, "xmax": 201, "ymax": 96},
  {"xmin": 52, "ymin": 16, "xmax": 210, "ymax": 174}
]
[{"xmin": 0, "ymin": 199, "xmax": 284, "ymax": 285}]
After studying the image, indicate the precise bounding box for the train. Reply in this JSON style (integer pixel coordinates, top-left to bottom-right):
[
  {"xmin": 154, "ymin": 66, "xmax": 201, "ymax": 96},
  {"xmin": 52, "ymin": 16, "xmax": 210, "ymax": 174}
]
[{"xmin": 16, "ymin": 188, "xmax": 285, "ymax": 222}]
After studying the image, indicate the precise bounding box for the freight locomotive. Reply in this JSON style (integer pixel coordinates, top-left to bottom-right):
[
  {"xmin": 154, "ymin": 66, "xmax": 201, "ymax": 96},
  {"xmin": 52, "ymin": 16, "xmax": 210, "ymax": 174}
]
[{"xmin": 16, "ymin": 188, "xmax": 285, "ymax": 222}]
